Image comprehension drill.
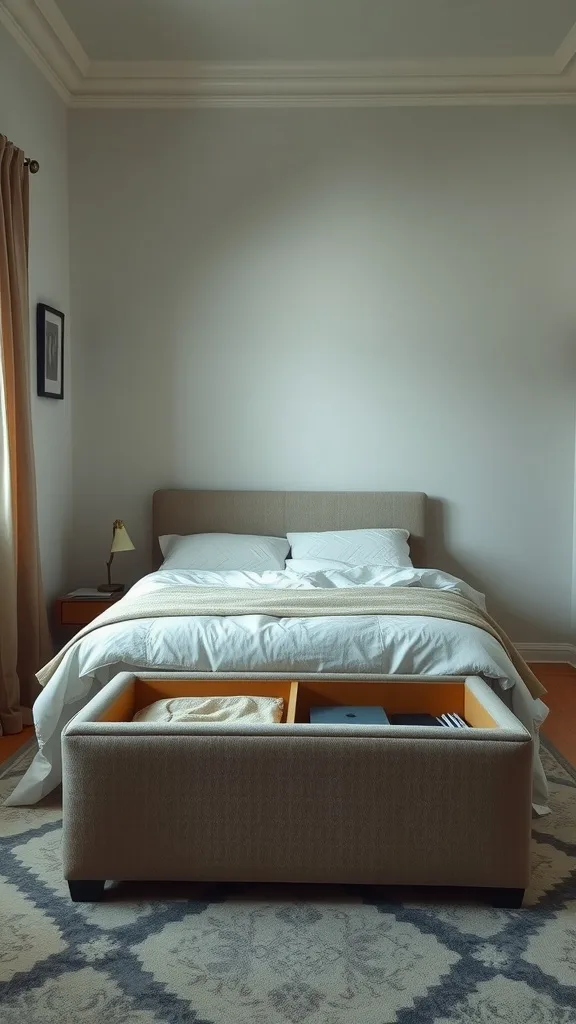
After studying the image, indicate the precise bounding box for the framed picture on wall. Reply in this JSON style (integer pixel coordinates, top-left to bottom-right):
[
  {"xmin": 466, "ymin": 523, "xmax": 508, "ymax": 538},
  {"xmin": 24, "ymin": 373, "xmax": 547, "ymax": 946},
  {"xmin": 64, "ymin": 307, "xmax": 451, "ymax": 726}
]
[{"xmin": 37, "ymin": 303, "xmax": 64, "ymax": 399}]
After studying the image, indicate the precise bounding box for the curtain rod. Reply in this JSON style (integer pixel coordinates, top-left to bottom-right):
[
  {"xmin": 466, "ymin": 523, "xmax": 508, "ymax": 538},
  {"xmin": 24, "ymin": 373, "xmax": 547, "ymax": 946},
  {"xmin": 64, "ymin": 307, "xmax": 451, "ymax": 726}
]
[{"xmin": 2, "ymin": 135, "xmax": 39, "ymax": 173}]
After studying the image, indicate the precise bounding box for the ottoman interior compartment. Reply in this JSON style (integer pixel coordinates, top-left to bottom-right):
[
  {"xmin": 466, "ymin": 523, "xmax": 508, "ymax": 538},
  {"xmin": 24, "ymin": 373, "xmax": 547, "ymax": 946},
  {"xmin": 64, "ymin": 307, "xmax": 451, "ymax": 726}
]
[
  {"xmin": 292, "ymin": 678, "xmax": 499, "ymax": 728},
  {"xmin": 98, "ymin": 676, "xmax": 299, "ymax": 724},
  {"xmin": 98, "ymin": 676, "xmax": 499, "ymax": 730}
]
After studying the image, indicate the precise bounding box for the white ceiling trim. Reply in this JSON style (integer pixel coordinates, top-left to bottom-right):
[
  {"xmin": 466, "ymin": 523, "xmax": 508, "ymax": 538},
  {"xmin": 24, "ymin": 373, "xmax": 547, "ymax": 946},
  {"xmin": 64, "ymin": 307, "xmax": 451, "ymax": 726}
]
[
  {"xmin": 75, "ymin": 62, "xmax": 576, "ymax": 110},
  {"xmin": 70, "ymin": 93, "xmax": 576, "ymax": 111},
  {"xmin": 0, "ymin": 0, "xmax": 72, "ymax": 100},
  {"xmin": 87, "ymin": 56, "xmax": 563, "ymax": 80},
  {"xmin": 33, "ymin": 0, "xmax": 89, "ymax": 74},
  {"xmin": 554, "ymin": 19, "xmax": 576, "ymax": 70},
  {"xmin": 2, "ymin": 0, "xmax": 576, "ymax": 108}
]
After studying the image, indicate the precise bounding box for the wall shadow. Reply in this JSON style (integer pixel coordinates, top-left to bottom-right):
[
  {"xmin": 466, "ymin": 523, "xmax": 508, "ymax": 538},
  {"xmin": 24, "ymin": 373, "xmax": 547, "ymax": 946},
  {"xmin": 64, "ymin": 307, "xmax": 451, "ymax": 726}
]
[{"xmin": 425, "ymin": 496, "xmax": 565, "ymax": 644}]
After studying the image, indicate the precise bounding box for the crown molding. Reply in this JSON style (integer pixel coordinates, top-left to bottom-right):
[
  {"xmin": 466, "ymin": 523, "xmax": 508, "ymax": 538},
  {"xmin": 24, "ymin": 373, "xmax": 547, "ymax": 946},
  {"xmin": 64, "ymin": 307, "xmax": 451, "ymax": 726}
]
[
  {"xmin": 69, "ymin": 94, "xmax": 576, "ymax": 111},
  {"xmin": 73, "ymin": 58, "xmax": 576, "ymax": 109},
  {"xmin": 33, "ymin": 0, "xmax": 89, "ymax": 75},
  {"xmin": 0, "ymin": 0, "xmax": 85, "ymax": 99},
  {"xmin": 2, "ymin": 0, "xmax": 576, "ymax": 109},
  {"xmin": 555, "ymin": 19, "xmax": 576, "ymax": 71},
  {"xmin": 70, "ymin": 77, "xmax": 576, "ymax": 110},
  {"xmin": 0, "ymin": 1, "xmax": 70, "ymax": 99},
  {"xmin": 87, "ymin": 56, "xmax": 562, "ymax": 81}
]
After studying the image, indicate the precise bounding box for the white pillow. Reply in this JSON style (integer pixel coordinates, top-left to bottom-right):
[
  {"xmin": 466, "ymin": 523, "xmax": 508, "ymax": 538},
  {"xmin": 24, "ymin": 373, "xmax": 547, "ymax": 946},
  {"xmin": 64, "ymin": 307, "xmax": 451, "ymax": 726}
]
[
  {"xmin": 286, "ymin": 528, "xmax": 412, "ymax": 568},
  {"xmin": 159, "ymin": 533, "xmax": 289, "ymax": 572}
]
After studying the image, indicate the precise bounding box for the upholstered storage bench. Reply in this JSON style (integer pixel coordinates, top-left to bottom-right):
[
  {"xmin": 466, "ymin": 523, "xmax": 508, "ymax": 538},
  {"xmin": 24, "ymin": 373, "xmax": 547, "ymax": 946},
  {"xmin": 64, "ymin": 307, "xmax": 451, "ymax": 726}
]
[{"xmin": 61, "ymin": 672, "xmax": 533, "ymax": 906}]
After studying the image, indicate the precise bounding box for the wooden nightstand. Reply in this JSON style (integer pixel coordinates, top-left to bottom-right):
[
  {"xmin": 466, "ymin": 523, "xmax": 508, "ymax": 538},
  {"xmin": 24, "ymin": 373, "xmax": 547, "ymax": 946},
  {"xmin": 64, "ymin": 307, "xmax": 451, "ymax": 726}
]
[{"xmin": 56, "ymin": 595, "xmax": 122, "ymax": 629}]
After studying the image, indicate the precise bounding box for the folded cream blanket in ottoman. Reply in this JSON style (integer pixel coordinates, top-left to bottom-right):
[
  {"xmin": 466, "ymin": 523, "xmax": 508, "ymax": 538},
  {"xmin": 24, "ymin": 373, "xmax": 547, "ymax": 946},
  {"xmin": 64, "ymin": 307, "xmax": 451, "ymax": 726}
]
[{"xmin": 133, "ymin": 695, "xmax": 284, "ymax": 725}]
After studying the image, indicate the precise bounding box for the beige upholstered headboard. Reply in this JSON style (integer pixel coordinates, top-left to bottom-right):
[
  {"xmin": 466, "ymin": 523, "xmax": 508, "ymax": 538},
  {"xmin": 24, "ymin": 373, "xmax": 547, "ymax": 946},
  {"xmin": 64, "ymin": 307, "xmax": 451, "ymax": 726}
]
[{"xmin": 152, "ymin": 491, "xmax": 427, "ymax": 568}]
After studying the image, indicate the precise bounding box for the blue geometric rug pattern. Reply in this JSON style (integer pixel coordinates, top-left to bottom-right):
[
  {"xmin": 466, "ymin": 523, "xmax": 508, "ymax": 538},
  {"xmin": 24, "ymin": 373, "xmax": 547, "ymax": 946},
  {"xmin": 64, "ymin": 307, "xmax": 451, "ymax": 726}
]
[{"xmin": 1, "ymin": 739, "xmax": 575, "ymax": 1023}]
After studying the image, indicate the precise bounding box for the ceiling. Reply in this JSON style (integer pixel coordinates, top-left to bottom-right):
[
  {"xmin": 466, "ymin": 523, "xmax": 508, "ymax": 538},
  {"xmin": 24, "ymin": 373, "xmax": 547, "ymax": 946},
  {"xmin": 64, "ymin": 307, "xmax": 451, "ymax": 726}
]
[
  {"xmin": 54, "ymin": 0, "xmax": 576, "ymax": 63},
  {"xmin": 1, "ymin": 0, "xmax": 575, "ymax": 107}
]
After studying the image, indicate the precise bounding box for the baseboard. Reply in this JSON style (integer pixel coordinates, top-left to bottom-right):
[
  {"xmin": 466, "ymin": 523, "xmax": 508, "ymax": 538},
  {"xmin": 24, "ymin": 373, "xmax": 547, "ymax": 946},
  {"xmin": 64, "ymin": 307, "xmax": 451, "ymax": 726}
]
[{"xmin": 516, "ymin": 642, "xmax": 576, "ymax": 667}]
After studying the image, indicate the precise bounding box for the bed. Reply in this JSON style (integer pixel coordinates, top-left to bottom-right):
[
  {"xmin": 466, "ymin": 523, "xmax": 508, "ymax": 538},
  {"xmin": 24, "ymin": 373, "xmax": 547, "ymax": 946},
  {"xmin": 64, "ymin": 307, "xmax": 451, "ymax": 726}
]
[{"xmin": 5, "ymin": 489, "xmax": 549, "ymax": 809}]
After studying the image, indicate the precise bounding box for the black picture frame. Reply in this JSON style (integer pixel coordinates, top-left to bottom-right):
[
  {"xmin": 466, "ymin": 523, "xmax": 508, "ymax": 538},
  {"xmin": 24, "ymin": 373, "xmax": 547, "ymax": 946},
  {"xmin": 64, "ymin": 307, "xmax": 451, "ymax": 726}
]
[{"xmin": 37, "ymin": 303, "xmax": 64, "ymax": 399}]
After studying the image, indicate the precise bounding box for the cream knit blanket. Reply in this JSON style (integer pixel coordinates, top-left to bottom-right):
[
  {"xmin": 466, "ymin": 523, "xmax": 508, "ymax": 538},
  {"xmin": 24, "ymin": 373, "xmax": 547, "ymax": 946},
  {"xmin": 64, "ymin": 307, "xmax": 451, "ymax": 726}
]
[{"xmin": 39, "ymin": 586, "xmax": 546, "ymax": 699}]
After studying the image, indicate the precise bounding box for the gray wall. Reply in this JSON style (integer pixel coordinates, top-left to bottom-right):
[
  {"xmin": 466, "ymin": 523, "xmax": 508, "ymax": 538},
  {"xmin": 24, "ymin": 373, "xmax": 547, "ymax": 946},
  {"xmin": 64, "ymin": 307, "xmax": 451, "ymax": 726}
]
[
  {"xmin": 69, "ymin": 107, "xmax": 576, "ymax": 641},
  {"xmin": 0, "ymin": 23, "xmax": 72, "ymax": 601}
]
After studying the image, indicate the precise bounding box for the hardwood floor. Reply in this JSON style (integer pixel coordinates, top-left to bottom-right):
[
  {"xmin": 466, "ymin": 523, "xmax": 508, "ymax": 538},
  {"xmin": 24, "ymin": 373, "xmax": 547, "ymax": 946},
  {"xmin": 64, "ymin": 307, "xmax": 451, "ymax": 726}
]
[
  {"xmin": 0, "ymin": 665, "xmax": 574, "ymax": 769},
  {"xmin": 0, "ymin": 726, "xmax": 35, "ymax": 766},
  {"xmin": 533, "ymin": 663, "xmax": 576, "ymax": 764}
]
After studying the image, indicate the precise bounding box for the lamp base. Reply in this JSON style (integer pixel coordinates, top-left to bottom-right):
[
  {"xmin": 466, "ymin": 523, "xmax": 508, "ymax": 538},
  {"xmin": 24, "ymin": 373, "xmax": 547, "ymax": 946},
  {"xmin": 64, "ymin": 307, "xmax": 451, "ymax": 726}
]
[{"xmin": 97, "ymin": 583, "xmax": 124, "ymax": 594}]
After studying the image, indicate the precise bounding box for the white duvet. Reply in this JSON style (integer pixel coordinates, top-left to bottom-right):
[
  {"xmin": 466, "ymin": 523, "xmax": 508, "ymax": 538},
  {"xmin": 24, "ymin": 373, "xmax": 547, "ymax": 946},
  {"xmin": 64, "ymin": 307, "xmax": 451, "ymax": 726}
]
[{"xmin": 6, "ymin": 565, "xmax": 549, "ymax": 809}]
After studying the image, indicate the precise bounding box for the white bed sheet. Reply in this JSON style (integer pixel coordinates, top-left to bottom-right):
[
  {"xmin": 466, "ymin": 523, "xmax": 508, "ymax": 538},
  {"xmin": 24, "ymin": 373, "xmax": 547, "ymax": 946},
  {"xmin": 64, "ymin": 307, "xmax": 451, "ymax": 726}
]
[{"xmin": 5, "ymin": 566, "xmax": 549, "ymax": 809}]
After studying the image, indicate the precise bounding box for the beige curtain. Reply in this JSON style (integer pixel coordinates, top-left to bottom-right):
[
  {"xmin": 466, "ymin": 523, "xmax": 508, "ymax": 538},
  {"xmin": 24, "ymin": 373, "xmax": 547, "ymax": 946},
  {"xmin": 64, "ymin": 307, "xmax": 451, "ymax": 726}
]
[{"xmin": 0, "ymin": 135, "xmax": 51, "ymax": 735}]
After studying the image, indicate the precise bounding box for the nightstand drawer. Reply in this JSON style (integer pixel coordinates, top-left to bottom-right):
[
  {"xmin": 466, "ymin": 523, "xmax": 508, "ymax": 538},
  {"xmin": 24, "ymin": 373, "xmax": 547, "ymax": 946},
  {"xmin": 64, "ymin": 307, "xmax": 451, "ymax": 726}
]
[{"xmin": 60, "ymin": 600, "xmax": 112, "ymax": 626}]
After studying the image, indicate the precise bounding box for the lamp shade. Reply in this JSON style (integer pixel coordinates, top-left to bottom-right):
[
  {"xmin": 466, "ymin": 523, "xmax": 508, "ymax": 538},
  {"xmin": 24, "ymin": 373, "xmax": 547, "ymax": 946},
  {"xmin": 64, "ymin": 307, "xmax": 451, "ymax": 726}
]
[{"xmin": 110, "ymin": 520, "xmax": 135, "ymax": 554}]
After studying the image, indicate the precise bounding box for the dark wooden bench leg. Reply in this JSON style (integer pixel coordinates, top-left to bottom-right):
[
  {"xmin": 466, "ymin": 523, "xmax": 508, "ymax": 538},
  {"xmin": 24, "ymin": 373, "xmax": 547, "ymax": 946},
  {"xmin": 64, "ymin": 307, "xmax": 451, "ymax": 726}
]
[
  {"xmin": 491, "ymin": 887, "xmax": 524, "ymax": 909},
  {"xmin": 68, "ymin": 880, "xmax": 105, "ymax": 902}
]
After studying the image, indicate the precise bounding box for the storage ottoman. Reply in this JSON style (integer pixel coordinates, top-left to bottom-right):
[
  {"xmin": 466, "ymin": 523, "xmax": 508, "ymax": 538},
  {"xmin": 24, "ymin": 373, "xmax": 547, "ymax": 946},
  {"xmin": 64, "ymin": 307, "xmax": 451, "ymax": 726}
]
[{"xmin": 61, "ymin": 672, "xmax": 533, "ymax": 905}]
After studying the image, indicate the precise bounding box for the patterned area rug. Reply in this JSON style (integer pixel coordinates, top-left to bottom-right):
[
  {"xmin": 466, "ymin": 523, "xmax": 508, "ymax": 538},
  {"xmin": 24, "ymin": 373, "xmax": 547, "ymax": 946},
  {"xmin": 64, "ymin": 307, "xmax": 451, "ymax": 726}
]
[{"xmin": 1, "ymin": 740, "xmax": 576, "ymax": 1024}]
